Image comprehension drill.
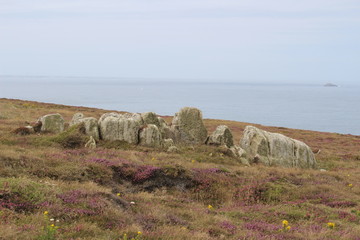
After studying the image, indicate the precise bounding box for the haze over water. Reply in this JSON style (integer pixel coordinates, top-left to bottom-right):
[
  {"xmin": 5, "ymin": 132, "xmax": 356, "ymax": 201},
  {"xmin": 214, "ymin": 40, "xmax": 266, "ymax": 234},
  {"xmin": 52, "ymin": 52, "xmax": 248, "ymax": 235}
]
[{"xmin": 1, "ymin": 76, "xmax": 359, "ymax": 135}]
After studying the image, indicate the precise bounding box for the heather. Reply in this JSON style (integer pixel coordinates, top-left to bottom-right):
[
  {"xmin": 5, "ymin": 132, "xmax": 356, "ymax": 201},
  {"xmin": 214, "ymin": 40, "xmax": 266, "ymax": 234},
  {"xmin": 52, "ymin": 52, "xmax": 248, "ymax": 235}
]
[{"xmin": 1, "ymin": 98, "xmax": 360, "ymax": 239}]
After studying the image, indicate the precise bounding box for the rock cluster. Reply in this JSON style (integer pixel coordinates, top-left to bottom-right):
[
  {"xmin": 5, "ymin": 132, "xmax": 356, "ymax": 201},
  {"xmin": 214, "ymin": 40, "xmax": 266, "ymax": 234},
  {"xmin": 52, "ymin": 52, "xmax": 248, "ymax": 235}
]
[{"xmin": 32, "ymin": 107, "xmax": 316, "ymax": 169}]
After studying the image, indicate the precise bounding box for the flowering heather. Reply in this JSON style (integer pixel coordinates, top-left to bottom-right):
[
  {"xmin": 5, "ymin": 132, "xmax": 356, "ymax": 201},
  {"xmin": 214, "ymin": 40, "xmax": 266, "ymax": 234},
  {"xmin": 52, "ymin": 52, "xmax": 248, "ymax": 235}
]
[
  {"xmin": 133, "ymin": 165, "xmax": 161, "ymax": 183},
  {"xmin": 2, "ymin": 99, "xmax": 360, "ymax": 239},
  {"xmin": 84, "ymin": 158, "xmax": 116, "ymax": 167},
  {"xmin": 192, "ymin": 168, "xmax": 224, "ymax": 174},
  {"xmin": 219, "ymin": 220, "xmax": 237, "ymax": 235},
  {"xmin": 57, "ymin": 190, "xmax": 84, "ymax": 204}
]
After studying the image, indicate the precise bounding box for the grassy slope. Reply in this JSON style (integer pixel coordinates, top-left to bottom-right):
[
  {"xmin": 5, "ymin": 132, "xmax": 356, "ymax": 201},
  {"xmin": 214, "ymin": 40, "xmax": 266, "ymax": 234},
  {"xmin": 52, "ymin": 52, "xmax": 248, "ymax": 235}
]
[{"xmin": 0, "ymin": 98, "xmax": 360, "ymax": 240}]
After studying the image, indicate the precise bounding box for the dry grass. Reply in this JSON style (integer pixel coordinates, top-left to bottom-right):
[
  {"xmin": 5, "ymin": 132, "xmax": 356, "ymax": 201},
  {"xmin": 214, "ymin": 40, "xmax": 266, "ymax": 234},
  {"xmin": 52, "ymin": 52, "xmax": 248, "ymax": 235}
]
[{"xmin": 0, "ymin": 98, "xmax": 360, "ymax": 240}]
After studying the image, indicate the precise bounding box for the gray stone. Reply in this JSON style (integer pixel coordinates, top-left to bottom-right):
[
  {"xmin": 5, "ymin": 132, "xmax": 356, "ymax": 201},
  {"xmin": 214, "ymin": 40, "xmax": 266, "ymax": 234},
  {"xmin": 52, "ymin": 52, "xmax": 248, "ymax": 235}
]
[
  {"xmin": 78, "ymin": 117, "xmax": 100, "ymax": 140},
  {"xmin": 70, "ymin": 113, "xmax": 84, "ymax": 126},
  {"xmin": 141, "ymin": 112, "xmax": 161, "ymax": 127},
  {"xmin": 171, "ymin": 107, "xmax": 208, "ymax": 144},
  {"xmin": 158, "ymin": 117, "xmax": 173, "ymax": 139},
  {"xmin": 85, "ymin": 136, "xmax": 96, "ymax": 149},
  {"xmin": 69, "ymin": 113, "xmax": 99, "ymax": 140},
  {"xmin": 163, "ymin": 138, "xmax": 174, "ymax": 149},
  {"xmin": 167, "ymin": 146, "xmax": 179, "ymax": 153},
  {"xmin": 98, "ymin": 112, "xmax": 143, "ymax": 144},
  {"xmin": 207, "ymin": 125, "xmax": 234, "ymax": 147},
  {"xmin": 39, "ymin": 113, "xmax": 65, "ymax": 133},
  {"xmin": 228, "ymin": 145, "xmax": 250, "ymax": 166},
  {"xmin": 139, "ymin": 124, "xmax": 163, "ymax": 147},
  {"xmin": 240, "ymin": 126, "xmax": 316, "ymax": 169}
]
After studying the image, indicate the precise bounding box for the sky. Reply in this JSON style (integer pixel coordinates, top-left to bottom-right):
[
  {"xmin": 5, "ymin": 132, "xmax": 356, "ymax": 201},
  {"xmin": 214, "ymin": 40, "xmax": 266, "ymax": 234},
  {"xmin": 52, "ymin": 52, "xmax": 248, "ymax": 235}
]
[{"xmin": 0, "ymin": 0, "xmax": 359, "ymax": 84}]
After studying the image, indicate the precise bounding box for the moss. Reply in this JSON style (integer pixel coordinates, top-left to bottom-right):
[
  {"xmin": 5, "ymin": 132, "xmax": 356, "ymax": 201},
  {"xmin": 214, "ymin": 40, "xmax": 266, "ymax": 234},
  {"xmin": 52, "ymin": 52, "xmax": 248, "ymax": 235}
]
[
  {"xmin": 31, "ymin": 124, "xmax": 88, "ymax": 148},
  {"xmin": 0, "ymin": 177, "xmax": 50, "ymax": 205},
  {"xmin": 98, "ymin": 140, "xmax": 134, "ymax": 150},
  {"xmin": 261, "ymin": 182, "xmax": 287, "ymax": 203}
]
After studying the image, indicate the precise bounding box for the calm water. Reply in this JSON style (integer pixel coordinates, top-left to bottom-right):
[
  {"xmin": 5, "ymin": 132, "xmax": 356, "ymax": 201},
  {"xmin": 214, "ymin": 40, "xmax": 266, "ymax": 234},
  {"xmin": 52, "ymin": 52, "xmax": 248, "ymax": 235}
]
[{"xmin": 1, "ymin": 76, "xmax": 360, "ymax": 135}]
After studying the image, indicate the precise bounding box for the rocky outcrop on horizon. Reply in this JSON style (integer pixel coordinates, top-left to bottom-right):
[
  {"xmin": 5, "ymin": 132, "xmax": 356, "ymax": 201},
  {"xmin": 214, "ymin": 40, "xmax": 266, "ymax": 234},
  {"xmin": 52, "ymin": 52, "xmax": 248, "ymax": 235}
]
[{"xmin": 34, "ymin": 107, "xmax": 317, "ymax": 169}]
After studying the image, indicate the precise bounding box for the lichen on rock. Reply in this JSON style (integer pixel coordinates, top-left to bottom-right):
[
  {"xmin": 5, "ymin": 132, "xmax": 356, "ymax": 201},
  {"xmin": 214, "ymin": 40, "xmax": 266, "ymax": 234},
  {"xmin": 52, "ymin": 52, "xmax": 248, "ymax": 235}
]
[
  {"xmin": 171, "ymin": 107, "xmax": 207, "ymax": 144},
  {"xmin": 240, "ymin": 126, "xmax": 316, "ymax": 169},
  {"xmin": 39, "ymin": 113, "xmax": 65, "ymax": 133},
  {"xmin": 206, "ymin": 125, "xmax": 234, "ymax": 148},
  {"xmin": 98, "ymin": 112, "xmax": 143, "ymax": 144}
]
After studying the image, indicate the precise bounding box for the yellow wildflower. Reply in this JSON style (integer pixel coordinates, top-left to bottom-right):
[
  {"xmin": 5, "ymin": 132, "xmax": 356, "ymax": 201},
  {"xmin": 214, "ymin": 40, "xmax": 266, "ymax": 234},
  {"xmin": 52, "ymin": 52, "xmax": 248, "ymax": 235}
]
[
  {"xmin": 348, "ymin": 184, "xmax": 353, "ymax": 188},
  {"xmin": 327, "ymin": 222, "xmax": 335, "ymax": 229},
  {"xmin": 151, "ymin": 157, "xmax": 156, "ymax": 161},
  {"xmin": 50, "ymin": 224, "xmax": 55, "ymax": 227},
  {"xmin": 43, "ymin": 211, "xmax": 48, "ymax": 215},
  {"xmin": 117, "ymin": 193, "xmax": 121, "ymax": 196},
  {"xmin": 191, "ymin": 160, "xmax": 195, "ymax": 163},
  {"xmin": 282, "ymin": 220, "xmax": 289, "ymax": 227},
  {"xmin": 286, "ymin": 226, "xmax": 291, "ymax": 231},
  {"xmin": 137, "ymin": 231, "xmax": 142, "ymax": 235},
  {"xmin": 208, "ymin": 205, "xmax": 213, "ymax": 210}
]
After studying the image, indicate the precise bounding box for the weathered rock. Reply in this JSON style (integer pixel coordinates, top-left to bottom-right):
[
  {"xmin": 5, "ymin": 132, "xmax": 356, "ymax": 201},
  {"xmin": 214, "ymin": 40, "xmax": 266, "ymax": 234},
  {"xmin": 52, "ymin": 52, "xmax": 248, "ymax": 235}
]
[
  {"xmin": 240, "ymin": 126, "xmax": 316, "ymax": 168},
  {"xmin": 139, "ymin": 124, "xmax": 163, "ymax": 147},
  {"xmin": 171, "ymin": 107, "xmax": 207, "ymax": 144},
  {"xmin": 39, "ymin": 113, "xmax": 65, "ymax": 133},
  {"xmin": 69, "ymin": 113, "xmax": 99, "ymax": 140},
  {"xmin": 70, "ymin": 113, "xmax": 84, "ymax": 126},
  {"xmin": 85, "ymin": 136, "xmax": 96, "ymax": 149},
  {"xmin": 141, "ymin": 112, "xmax": 161, "ymax": 127},
  {"xmin": 163, "ymin": 138, "xmax": 174, "ymax": 149},
  {"xmin": 167, "ymin": 146, "xmax": 179, "ymax": 153},
  {"xmin": 206, "ymin": 125, "xmax": 234, "ymax": 147},
  {"xmin": 78, "ymin": 117, "xmax": 100, "ymax": 140},
  {"xmin": 229, "ymin": 145, "xmax": 250, "ymax": 166},
  {"xmin": 98, "ymin": 112, "xmax": 143, "ymax": 144},
  {"xmin": 158, "ymin": 117, "xmax": 173, "ymax": 139}
]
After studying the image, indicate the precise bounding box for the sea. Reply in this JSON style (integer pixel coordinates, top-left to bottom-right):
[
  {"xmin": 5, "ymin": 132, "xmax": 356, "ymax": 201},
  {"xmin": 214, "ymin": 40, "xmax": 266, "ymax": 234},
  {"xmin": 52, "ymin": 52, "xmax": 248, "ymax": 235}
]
[{"xmin": 1, "ymin": 76, "xmax": 359, "ymax": 135}]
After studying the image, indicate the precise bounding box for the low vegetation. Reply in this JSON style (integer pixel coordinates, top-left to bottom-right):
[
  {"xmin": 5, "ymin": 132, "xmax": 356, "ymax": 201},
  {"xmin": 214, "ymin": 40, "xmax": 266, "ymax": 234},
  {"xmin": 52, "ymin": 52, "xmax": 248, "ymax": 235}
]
[{"xmin": 0, "ymin": 98, "xmax": 360, "ymax": 239}]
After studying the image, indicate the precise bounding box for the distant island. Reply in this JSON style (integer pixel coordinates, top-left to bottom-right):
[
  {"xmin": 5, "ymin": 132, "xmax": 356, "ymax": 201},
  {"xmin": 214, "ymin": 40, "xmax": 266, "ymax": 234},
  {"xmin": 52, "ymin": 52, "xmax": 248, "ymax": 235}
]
[{"xmin": 324, "ymin": 83, "xmax": 338, "ymax": 87}]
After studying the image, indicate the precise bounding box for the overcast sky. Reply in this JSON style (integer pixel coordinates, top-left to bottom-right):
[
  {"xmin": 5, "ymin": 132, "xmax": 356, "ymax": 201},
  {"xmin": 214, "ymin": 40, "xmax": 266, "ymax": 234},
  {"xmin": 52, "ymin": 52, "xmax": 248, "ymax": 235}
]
[{"xmin": 0, "ymin": 0, "xmax": 359, "ymax": 83}]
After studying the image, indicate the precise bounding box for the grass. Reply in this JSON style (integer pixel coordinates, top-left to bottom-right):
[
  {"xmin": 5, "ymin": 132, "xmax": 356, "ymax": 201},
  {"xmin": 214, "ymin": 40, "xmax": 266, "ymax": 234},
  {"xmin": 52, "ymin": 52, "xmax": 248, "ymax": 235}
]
[{"xmin": 0, "ymin": 98, "xmax": 360, "ymax": 239}]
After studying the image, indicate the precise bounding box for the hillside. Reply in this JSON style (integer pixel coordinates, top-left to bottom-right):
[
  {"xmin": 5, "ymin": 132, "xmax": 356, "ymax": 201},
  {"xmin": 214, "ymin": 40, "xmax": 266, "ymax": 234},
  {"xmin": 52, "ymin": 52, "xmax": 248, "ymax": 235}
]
[{"xmin": 0, "ymin": 98, "xmax": 360, "ymax": 240}]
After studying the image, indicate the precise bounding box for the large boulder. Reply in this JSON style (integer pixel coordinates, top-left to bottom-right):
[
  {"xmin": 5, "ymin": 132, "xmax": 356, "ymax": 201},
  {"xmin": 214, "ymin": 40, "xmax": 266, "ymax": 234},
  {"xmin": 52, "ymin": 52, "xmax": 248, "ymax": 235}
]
[
  {"xmin": 98, "ymin": 113, "xmax": 143, "ymax": 144},
  {"xmin": 39, "ymin": 113, "xmax": 65, "ymax": 133},
  {"xmin": 139, "ymin": 124, "xmax": 163, "ymax": 147},
  {"xmin": 69, "ymin": 113, "xmax": 99, "ymax": 139},
  {"xmin": 206, "ymin": 125, "xmax": 234, "ymax": 148},
  {"xmin": 240, "ymin": 126, "xmax": 316, "ymax": 169},
  {"xmin": 171, "ymin": 107, "xmax": 208, "ymax": 144}
]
